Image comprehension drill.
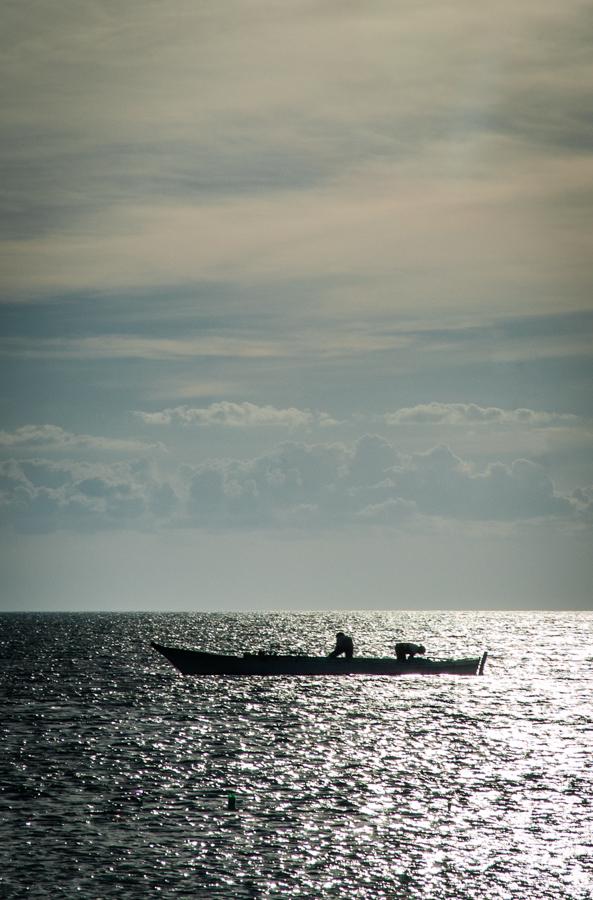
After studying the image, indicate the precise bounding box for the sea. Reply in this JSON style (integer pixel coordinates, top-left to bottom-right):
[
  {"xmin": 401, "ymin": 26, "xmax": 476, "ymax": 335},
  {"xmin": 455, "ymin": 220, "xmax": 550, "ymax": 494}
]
[{"xmin": 1, "ymin": 610, "xmax": 592, "ymax": 900}]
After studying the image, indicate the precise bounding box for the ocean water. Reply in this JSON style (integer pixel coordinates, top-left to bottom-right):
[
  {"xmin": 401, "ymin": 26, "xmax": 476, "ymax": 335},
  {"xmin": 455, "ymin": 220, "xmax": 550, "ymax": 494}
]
[{"xmin": 1, "ymin": 610, "xmax": 592, "ymax": 900}]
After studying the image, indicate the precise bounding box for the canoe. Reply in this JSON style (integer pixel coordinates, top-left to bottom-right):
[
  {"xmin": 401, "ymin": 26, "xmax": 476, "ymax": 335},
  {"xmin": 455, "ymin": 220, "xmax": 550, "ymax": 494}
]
[{"xmin": 151, "ymin": 642, "xmax": 487, "ymax": 677}]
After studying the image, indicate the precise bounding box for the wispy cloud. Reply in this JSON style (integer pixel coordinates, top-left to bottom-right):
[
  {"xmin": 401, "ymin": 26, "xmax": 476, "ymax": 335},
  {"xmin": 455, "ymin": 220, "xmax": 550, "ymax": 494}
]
[
  {"xmin": 3, "ymin": 152, "xmax": 592, "ymax": 315},
  {"xmin": 2, "ymin": 2, "xmax": 592, "ymax": 317},
  {"xmin": 2, "ymin": 313, "xmax": 590, "ymax": 371},
  {"xmin": 0, "ymin": 335, "xmax": 283, "ymax": 361}
]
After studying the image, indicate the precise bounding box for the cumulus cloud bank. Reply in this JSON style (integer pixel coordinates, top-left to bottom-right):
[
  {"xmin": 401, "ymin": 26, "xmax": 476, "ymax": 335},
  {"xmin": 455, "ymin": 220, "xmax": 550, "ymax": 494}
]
[
  {"xmin": 182, "ymin": 439, "xmax": 576, "ymax": 528},
  {"xmin": 383, "ymin": 403, "xmax": 582, "ymax": 427},
  {"xmin": 134, "ymin": 401, "xmax": 586, "ymax": 432},
  {"xmin": 135, "ymin": 402, "xmax": 337, "ymax": 429},
  {"xmin": 0, "ymin": 459, "xmax": 175, "ymax": 533},
  {"xmin": 2, "ymin": 435, "xmax": 589, "ymax": 534}
]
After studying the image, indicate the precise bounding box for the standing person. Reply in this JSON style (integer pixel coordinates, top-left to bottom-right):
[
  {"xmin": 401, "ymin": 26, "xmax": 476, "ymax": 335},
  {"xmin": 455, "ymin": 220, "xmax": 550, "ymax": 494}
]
[
  {"xmin": 395, "ymin": 642, "xmax": 426, "ymax": 662},
  {"xmin": 328, "ymin": 631, "xmax": 354, "ymax": 659}
]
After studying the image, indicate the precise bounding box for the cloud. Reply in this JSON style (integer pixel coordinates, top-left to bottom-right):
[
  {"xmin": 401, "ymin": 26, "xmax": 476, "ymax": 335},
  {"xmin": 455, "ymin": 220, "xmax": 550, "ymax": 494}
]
[
  {"xmin": 0, "ymin": 424, "xmax": 163, "ymax": 453},
  {"xmin": 0, "ymin": 434, "xmax": 588, "ymax": 534},
  {"xmin": 356, "ymin": 497, "xmax": 417, "ymax": 525},
  {"xmin": 0, "ymin": 458, "xmax": 175, "ymax": 533},
  {"xmin": 2, "ymin": 2, "xmax": 592, "ymax": 319},
  {"xmin": 180, "ymin": 435, "xmax": 579, "ymax": 529},
  {"xmin": 134, "ymin": 401, "xmax": 589, "ymax": 432},
  {"xmin": 135, "ymin": 401, "xmax": 338, "ymax": 428},
  {"xmin": 4, "ymin": 151, "xmax": 593, "ymax": 315},
  {"xmin": 571, "ymin": 484, "xmax": 593, "ymax": 523},
  {"xmin": 392, "ymin": 447, "xmax": 574, "ymax": 520},
  {"xmin": 0, "ymin": 336, "xmax": 281, "ymax": 361},
  {"xmin": 383, "ymin": 402, "xmax": 582, "ymax": 427}
]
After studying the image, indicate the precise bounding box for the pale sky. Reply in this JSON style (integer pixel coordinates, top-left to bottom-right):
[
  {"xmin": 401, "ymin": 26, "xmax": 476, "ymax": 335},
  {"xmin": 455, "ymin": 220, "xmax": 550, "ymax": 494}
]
[{"xmin": 1, "ymin": 1, "xmax": 592, "ymax": 610}]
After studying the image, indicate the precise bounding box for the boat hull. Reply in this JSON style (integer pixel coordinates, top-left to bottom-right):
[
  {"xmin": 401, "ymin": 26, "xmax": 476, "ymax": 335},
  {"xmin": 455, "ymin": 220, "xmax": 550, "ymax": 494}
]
[{"xmin": 151, "ymin": 643, "xmax": 487, "ymax": 677}]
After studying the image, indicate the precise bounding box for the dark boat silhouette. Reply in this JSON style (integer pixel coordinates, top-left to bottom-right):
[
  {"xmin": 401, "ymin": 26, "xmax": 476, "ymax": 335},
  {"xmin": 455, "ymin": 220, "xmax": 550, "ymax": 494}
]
[{"xmin": 151, "ymin": 642, "xmax": 487, "ymax": 677}]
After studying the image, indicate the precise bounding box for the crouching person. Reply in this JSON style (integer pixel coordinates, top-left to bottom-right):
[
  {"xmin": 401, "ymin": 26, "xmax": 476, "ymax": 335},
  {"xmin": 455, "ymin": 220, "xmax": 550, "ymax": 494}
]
[
  {"xmin": 395, "ymin": 642, "xmax": 426, "ymax": 662},
  {"xmin": 328, "ymin": 631, "xmax": 354, "ymax": 659}
]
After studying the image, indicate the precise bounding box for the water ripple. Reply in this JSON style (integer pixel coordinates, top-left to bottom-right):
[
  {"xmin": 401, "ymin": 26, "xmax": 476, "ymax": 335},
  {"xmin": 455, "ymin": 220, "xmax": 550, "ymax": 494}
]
[{"xmin": 1, "ymin": 610, "xmax": 592, "ymax": 898}]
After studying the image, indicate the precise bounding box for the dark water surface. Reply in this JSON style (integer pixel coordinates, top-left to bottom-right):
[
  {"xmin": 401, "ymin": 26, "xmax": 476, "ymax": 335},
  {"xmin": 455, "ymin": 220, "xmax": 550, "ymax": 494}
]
[{"xmin": 1, "ymin": 611, "xmax": 592, "ymax": 899}]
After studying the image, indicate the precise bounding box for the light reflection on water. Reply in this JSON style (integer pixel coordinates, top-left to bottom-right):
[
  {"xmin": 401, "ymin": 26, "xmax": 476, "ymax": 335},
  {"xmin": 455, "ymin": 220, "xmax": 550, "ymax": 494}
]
[{"xmin": 1, "ymin": 610, "xmax": 592, "ymax": 899}]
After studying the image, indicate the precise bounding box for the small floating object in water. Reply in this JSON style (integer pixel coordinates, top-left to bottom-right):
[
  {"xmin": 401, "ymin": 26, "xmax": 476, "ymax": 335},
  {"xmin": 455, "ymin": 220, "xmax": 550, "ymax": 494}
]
[{"xmin": 227, "ymin": 791, "xmax": 237, "ymax": 811}]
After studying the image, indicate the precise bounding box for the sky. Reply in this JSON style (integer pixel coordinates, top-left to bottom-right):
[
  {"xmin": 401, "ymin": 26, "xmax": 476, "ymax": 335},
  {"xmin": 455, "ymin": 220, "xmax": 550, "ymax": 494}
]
[{"xmin": 1, "ymin": 0, "xmax": 592, "ymax": 611}]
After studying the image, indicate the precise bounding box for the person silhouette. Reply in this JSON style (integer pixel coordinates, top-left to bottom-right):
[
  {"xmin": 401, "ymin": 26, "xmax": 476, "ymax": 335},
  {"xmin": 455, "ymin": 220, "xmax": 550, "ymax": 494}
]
[
  {"xmin": 328, "ymin": 631, "xmax": 354, "ymax": 659},
  {"xmin": 395, "ymin": 642, "xmax": 426, "ymax": 662}
]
